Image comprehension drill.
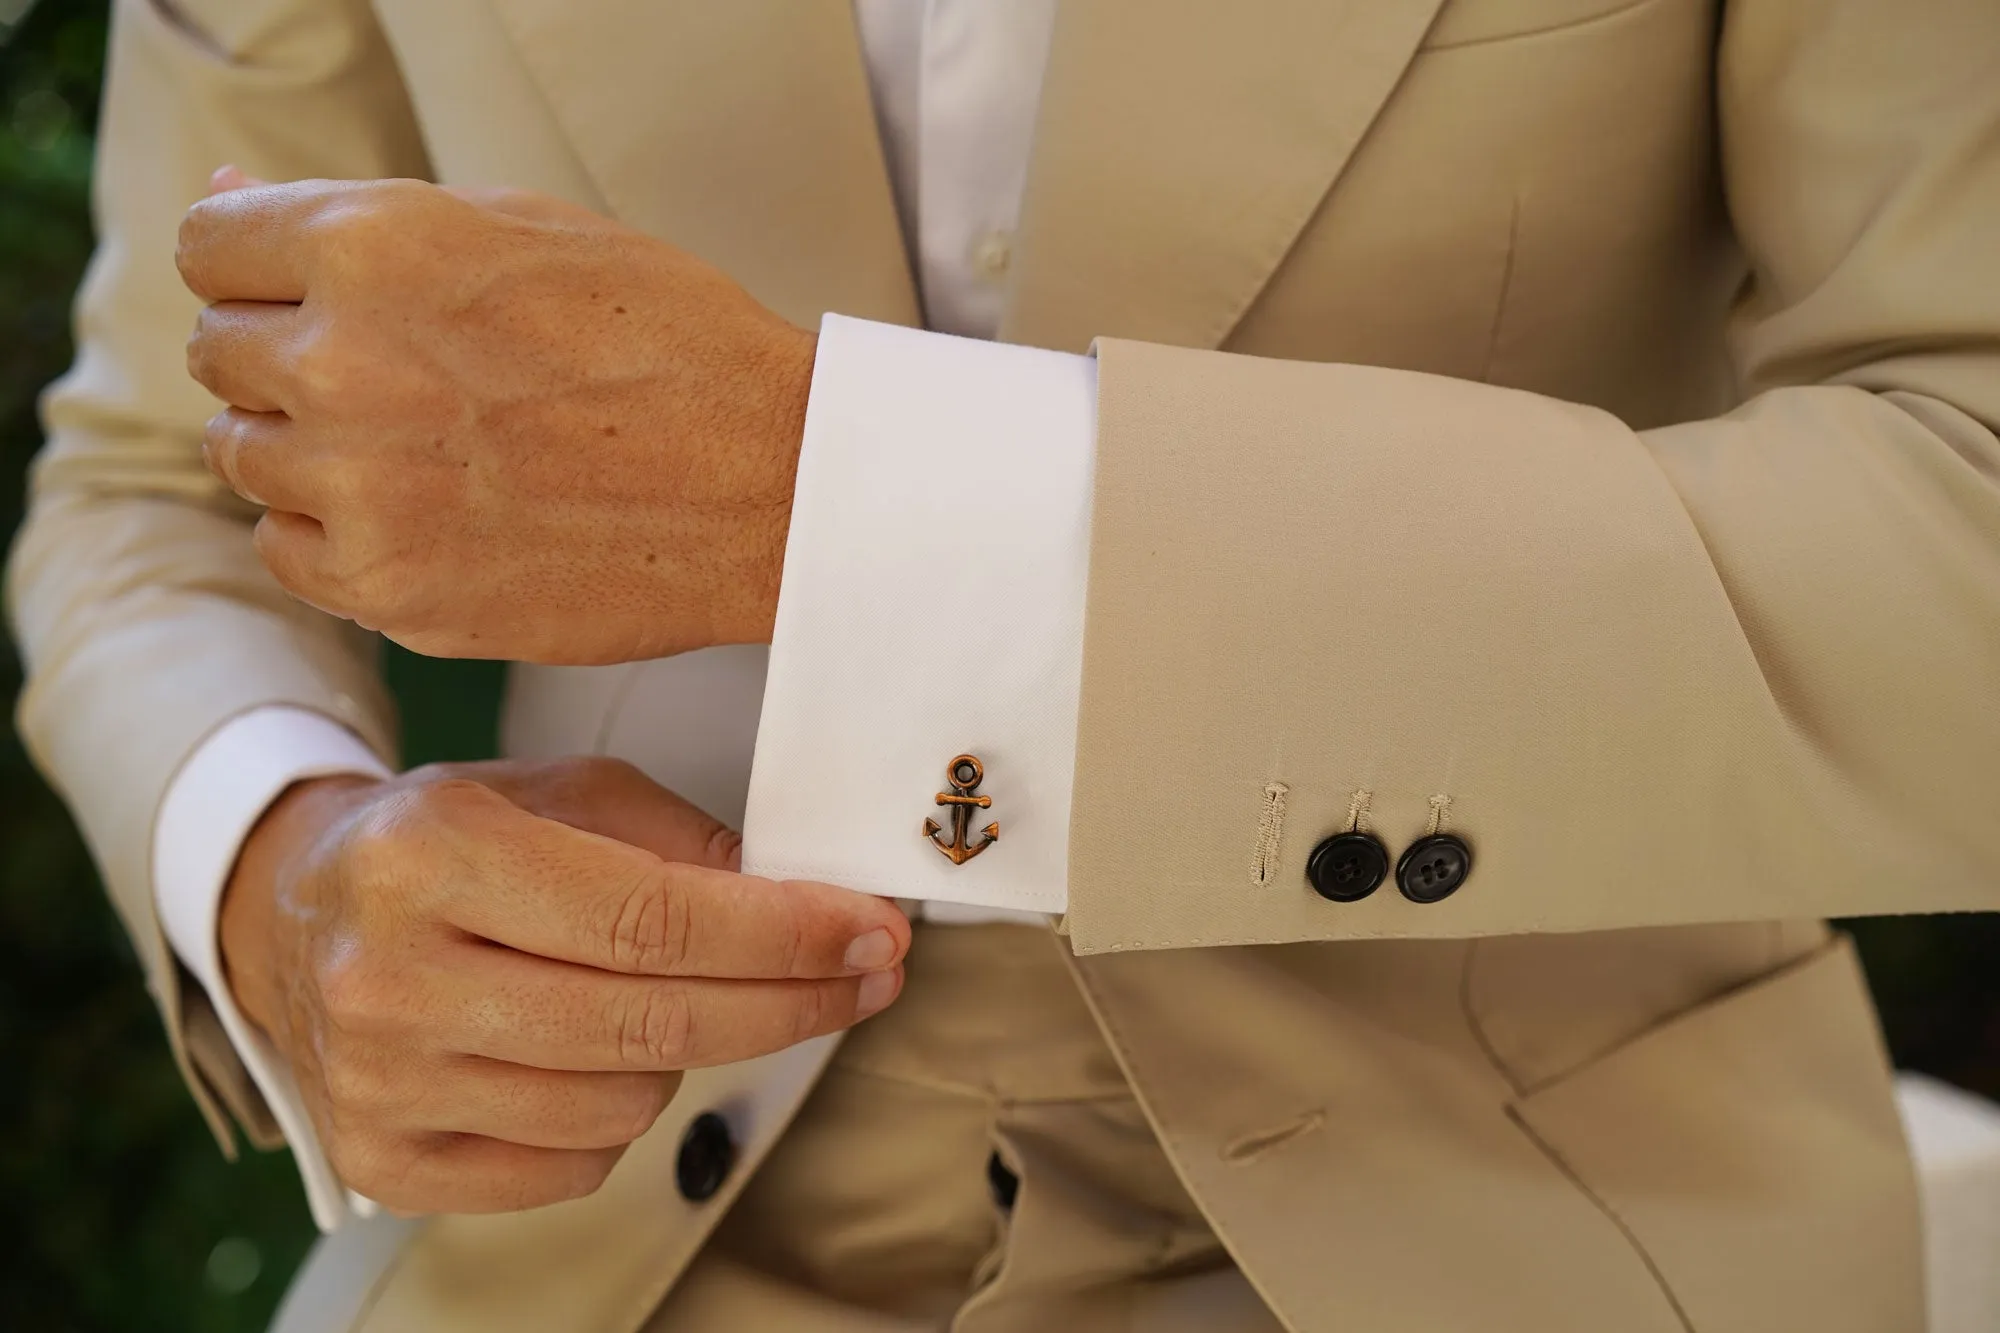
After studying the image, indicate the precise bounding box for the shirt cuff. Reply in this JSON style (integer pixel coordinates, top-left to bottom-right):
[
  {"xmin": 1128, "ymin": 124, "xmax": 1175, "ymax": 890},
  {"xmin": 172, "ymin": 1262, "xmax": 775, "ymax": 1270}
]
[
  {"xmin": 742, "ymin": 314, "xmax": 1096, "ymax": 915},
  {"xmin": 154, "ymin": 705, "xmax": 393, "ymax": 1232}
]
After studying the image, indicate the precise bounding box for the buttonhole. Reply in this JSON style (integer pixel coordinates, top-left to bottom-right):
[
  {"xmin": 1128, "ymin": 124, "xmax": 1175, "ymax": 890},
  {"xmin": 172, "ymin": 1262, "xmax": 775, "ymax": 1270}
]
[
  {"xmin": 1222, "ymin": 1108, "xmax": 1326, "ymax": 1165},
  {"xmin": 1250, "ymin": 782, "xmax": 1289, "ymax": 887}
]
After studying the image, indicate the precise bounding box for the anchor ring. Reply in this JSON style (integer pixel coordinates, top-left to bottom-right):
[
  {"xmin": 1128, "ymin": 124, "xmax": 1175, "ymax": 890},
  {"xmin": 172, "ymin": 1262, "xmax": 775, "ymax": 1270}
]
[{"xmin": 948, "ymin": 754, "xmax": 983, "ymax": 790}]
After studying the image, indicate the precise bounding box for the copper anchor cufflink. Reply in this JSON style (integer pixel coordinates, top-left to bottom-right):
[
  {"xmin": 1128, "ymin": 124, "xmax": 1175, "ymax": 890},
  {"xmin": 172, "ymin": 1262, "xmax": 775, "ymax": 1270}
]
[{"xmin": 925, "ymin": 754, "xmax": 999, "ymax": 864}]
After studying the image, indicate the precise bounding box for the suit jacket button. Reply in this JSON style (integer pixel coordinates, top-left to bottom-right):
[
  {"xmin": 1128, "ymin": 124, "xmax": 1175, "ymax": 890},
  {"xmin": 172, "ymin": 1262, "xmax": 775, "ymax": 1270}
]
[
  {"xmin": 1306, "ymin": 831, "xmax": 1389, "ymax": 901},
  {"xmin": 676, "ymin": 1111, "xmax": 736, "ymax": 1203},
  {"xmin": 1397, "ymin": 834, "xmax": 1472, "ymax": 903}
]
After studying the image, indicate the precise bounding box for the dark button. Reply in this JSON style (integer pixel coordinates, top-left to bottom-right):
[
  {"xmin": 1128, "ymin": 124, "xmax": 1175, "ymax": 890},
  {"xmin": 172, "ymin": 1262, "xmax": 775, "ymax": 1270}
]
[
  {"xmin": 986, "ymin": 1151, "xmax": 1019, "ymax": 1211},
  {"xmin": 1397, "ymin": 834, "xmax": 1472, "ymax": 903},
  {"xmin": 1306, "ymin": 831, "xmax": 1389, "ymax": 902},
  {"xmin": 675, "ymin": 1112, "xmax": 736, "ymax": 1203}
]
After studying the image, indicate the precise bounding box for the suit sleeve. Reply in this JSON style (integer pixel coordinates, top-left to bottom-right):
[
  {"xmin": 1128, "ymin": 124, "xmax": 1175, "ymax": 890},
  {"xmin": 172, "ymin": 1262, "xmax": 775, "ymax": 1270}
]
[
  {"xmin": 1061, "ymin": 0, "xmax": 2000, "ymax": 952},
  {"xmin": 5, "ymin": 0, "xmax": 428, "ymax": 1148}
]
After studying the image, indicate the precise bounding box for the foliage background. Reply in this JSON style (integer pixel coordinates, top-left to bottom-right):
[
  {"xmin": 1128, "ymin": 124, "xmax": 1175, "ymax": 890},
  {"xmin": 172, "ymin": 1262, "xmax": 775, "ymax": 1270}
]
[{"xmin": 0, "ymin": 1, "xmax": 1994, "ymax": 1329}]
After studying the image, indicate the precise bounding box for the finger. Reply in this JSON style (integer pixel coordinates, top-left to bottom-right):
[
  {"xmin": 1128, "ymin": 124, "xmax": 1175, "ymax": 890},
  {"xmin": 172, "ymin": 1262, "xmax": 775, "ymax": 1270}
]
[
  {"xmin": 424, "ymin": 756, "xmax": 743, "ymax": 869},
  {"xmin": 404, "ymin": 1059, "xmax": 682, "ymax": 1151},
  {"xmin": 407, "ymin": 780, "xmax": 908, "ymax": 978},
  {"xmin": 187, "ymin": 300, "xmax": 303, "ymax": 413},
  {"xmin": 437, "ymin": 943, "xmax": 905, "ymax": 1072},
  {"xmin": 177, "ymin": 177, "xmax": 361, "ymax": 303},
  {"xmin": 448, "ymin": 825, "xmax": 911, "ymax": 979},
  {"xmin": 252, "ymin": 508, "xmax": 340, "ymax": 609},
  {"xmin": 206, "ymin": 409, "xmax": 321, "ymax": 513},
  {"xmin": 341, "ymin": 1131, "xmax": 627, "ymax": 1215}
]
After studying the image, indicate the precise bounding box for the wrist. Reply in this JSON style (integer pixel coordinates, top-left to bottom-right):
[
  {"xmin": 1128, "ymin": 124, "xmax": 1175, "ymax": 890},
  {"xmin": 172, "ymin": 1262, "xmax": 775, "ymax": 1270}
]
[
  {"xmin": 219, "ymin": 774, "xmax": 379, "ymax": 1040},
  {"xmin": 730, "ymin": 323, "xmax": 814, "ymax": 645}
]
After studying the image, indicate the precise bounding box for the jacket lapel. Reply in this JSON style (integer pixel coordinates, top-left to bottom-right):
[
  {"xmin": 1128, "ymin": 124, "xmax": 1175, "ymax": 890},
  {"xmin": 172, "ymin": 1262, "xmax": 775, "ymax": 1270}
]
[
  {"xmin": 487, "ymin": 0, "xmax": 920, "ymax": 330},
  {"xmin": 1001, "ymin": 0, "xmax": 1451, "ymax": 353}
]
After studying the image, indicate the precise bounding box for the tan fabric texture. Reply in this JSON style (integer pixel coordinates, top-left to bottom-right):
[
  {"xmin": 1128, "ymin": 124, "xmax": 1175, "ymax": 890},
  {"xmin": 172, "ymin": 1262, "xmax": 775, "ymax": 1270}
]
[
  {"xmin": 9, "ymin": 0, "xmax": 1991, "ymax": 1328},
  {"xmin": 645, "ymin": 924, "xmax": 1283, "ymax": 1333}
]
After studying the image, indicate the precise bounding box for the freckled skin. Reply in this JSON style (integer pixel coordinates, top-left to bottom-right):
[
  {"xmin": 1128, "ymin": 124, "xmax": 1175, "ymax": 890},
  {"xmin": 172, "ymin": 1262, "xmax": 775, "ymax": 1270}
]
[{"xmin": 179, "ymin": 176, "xmax": 815, "ymax": 664}]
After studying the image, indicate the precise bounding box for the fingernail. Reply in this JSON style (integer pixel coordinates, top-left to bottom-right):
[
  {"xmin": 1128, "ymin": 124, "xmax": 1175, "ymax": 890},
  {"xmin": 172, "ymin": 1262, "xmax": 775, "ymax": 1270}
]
[
  {"xmin": 843, "ymin": 928, "xmax": 897, "ymax": 972},
  {"xmin": 856, "ymin": 968, "xmax": 900, "ymax": 1019}
]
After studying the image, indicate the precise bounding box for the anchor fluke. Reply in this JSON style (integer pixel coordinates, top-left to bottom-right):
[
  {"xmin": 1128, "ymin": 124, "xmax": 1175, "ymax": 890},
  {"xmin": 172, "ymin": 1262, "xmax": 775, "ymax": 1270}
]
[{"xmin": 925, "ymin": 755, "xmax": 1000, "ymax": 865}]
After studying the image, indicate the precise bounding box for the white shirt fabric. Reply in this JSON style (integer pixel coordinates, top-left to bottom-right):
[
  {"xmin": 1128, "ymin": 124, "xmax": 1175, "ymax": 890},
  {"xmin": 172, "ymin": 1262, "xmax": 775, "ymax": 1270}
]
[
  {"xmin": 742, "ymin": 315, "xmax": 1091, "ymax": 914},
  {"xmin": 154, "ymin": 0, "xmax": 1093, "ymax": 1230}
]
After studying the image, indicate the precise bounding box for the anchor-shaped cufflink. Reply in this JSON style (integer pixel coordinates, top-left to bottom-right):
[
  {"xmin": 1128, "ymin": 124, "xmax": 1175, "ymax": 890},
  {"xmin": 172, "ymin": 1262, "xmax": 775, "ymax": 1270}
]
[{"xmin": 925, "ymin": 754, "xmax": 999, "ymax": 864}]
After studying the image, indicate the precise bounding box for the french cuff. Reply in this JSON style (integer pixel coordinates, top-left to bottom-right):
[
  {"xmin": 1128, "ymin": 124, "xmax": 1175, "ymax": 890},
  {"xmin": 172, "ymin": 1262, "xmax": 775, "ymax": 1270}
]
[
  {"xmin": 154, "ymin": 705, "xmax": 392, "ymax": 1232},
  {"xmin": 742, "ymin": 314, "xmax": 1096, "ymax": 916}
]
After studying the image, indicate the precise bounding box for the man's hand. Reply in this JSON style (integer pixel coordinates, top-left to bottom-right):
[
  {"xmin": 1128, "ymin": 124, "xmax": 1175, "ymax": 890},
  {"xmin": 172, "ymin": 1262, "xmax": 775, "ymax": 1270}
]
[
  {"xmin": 219, "ymin": 757, "xmax": 908, "ymax": 1215},
  {"xmin": 178, "ymin": 172, "xmax": 816, "ymax": 664}
]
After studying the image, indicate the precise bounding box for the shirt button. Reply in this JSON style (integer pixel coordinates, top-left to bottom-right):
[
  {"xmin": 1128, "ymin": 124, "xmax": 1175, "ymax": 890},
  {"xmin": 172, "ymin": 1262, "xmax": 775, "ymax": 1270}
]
[
  {"xmin": 1397, "ymin": 834, "xmax": 1473, "ymax": 904},
  {"xmin": 675, "ymin": 1111, "xmax": 736, "ymax": 1203},
  {"xmin": 971, "ymin": 231, "xmax": 1013, "ymax": 281}
]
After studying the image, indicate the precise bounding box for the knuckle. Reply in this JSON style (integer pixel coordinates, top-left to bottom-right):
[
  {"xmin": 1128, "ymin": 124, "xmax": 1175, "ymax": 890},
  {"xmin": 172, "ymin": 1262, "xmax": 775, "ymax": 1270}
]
[
  {"xmin": 337, "ymin": 542, "xmax": 439, "ymax": 633},
  {"xmin": 338, "ymin": 556, "xmax": 409, "ymax": 626},
  {"xmin": 324, "ymin": 1134, "xmax": 386, "ymax": 1197},
  {"xmin": 289, "ymin": 335, "xmax": 354, "ymax": 406},
  {"xmin": 619, "ymin": 984, "xmax": 694, "ymax": 1068},
  {"xmin": 250, "ymin": 513, "xmax": 319, "ymax": 598},
  {"xmin": 314, "ymin": 952, "xmax": 400, "ymax": 1033},
  {"xmin": 312, "ymin": 190, "xmax": 389, "ymax": 250},
  {"xmin": 338, "ymin": 809, "xmax": 419, "ymax": 886},
  {"xmin": 340, "ymin": 779, "xmax": 485, "ymax": 886},
  {"xmin": 609, "ymin": 868, "xmax": 691, "ymax": 975},
  {"xmin": 790, "ymin": 982, "xmax": 831, "ymax": 1045},
  {"xmin": 776, "ymin": 905, "xmax": 806, "ymax": 980},
  {"xmin": 313, "ymin": 181, "xmax": 437, "ymax": 270},
  {"xmin": 319, "ymin": 1050, "xmax": 393, "ymax": 1116},
  {"xmin": 410, "ymin": 775, "xmax": 499, "ymax": 826}
]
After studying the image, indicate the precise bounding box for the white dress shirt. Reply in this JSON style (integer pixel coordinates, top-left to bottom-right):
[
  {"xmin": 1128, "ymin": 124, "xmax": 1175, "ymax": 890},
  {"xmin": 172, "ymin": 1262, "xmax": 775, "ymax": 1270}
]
[{"xmin": 154, "ymin": 0, "xmax": 1096, "ymax": 1229}]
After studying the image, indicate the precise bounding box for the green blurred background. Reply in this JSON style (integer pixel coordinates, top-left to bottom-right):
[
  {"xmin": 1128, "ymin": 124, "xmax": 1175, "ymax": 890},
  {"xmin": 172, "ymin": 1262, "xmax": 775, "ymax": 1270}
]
[{"xmin": 0, "ymin": 2, "xmax": 1994, "ymax": 1329}]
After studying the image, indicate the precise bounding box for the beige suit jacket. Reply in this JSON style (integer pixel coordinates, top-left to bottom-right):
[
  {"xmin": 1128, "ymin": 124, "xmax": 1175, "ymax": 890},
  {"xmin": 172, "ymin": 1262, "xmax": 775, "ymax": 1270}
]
[{"xmin": 13, "ymin": 0, "xmax": 2000, "ymax": 1328}]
